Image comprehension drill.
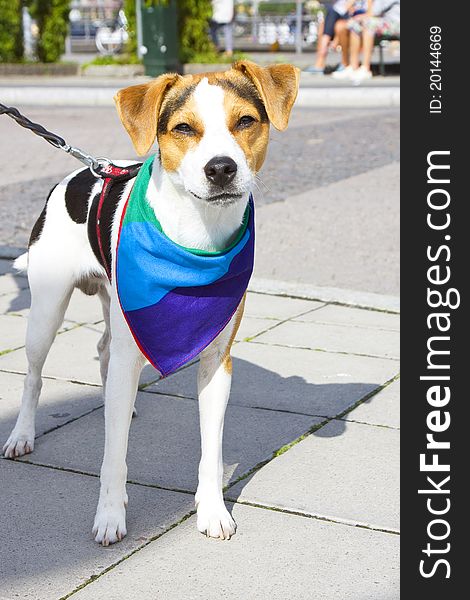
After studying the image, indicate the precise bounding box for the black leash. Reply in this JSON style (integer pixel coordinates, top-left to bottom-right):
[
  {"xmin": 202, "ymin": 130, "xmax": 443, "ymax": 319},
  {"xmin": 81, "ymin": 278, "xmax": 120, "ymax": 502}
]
[{"xmin": 0, "ymin": 101, "xmax": 135, "ymax": 179}]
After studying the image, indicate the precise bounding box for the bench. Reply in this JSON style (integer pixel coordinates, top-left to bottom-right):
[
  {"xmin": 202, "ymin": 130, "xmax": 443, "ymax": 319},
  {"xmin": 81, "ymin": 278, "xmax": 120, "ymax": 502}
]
[{"xmin": 376, "ymin": 33, "xmax": 400, "ymax": 76}]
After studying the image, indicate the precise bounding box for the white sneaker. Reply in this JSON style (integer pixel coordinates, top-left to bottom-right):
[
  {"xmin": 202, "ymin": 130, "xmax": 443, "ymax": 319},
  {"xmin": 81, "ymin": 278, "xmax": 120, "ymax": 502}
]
[
  {"xmin": 352, "ymin": 66, "xmax": 373, "ymax": 84},
  {"xmin": 331, "ymin": 65, "xmax": 354, "ymax": 80}
]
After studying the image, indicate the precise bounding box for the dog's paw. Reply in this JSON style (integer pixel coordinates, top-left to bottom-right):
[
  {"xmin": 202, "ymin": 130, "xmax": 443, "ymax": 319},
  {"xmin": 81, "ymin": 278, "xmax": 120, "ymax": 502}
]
[
  {"xmin": 93, "ymin": 502, "xmax": 127, "ymax": 546},
  {"xmin": 3, "ymin": 429, "xmax": 35, "ymax": 458},
  {"xmin": 196, "ymin": 498, "xmax": 237, "ymax": 540}
]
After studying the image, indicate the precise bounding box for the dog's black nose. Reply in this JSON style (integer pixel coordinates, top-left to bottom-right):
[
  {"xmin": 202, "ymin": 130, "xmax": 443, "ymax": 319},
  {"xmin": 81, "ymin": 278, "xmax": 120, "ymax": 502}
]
[{"xmin": 204, "ymin": 156, "xmax": 237, "ymax": 188}]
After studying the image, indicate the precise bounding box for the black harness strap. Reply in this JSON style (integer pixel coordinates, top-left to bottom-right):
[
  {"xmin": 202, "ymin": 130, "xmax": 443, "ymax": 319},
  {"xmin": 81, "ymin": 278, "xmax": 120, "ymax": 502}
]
[{"xmin": 90, "ymin": 163, "xmax": 142, "ymax": 279}]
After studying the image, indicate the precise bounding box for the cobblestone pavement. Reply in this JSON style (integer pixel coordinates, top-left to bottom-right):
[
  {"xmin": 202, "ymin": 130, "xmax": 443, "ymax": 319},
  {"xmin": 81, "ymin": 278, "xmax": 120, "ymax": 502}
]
[
  {"xmin": 0, "ymin": 260, "xmax": 400, "ymax": 600},
  {"xmin": 0, "ymin": 105, "xmax": 399, "ymax": 293}
]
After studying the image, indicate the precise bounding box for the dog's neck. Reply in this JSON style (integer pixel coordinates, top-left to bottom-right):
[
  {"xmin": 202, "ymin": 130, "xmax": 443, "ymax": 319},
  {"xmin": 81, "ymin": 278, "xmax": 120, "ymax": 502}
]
[{"xmin": 146, "ymin": 157, "xmax": 250, "ymax": 252}]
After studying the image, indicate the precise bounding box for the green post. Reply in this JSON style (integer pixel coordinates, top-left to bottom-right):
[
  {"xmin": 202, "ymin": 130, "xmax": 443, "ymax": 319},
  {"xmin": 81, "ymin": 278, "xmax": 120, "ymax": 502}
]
[{"xmin": 141, "ymin": 0, "xmax": 180, "ymax": 76}]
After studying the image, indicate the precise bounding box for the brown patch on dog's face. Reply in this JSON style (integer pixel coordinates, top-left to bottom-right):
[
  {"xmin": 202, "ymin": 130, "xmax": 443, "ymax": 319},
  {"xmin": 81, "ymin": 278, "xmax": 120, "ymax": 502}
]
[
  {"xmin": 218, "ymin": 71, "xmax": 270, "ymax": 172},
  {"xmin": 157, "ymin": 81, "xmax": 204, "ymax": 172}
]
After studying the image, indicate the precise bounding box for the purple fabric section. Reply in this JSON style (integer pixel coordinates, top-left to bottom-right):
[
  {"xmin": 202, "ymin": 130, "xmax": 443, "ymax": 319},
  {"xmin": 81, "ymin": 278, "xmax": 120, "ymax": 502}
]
[{"xmin": 125, "ymin": 234, "xmax": 254, "ymax": 377}]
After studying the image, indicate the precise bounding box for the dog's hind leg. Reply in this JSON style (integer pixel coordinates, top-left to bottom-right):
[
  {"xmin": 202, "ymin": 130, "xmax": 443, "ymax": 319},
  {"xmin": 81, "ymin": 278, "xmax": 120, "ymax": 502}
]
[
  {"xmin": 3, "ymin": 250, "xmax": 74, "ymax": 458},
  {"xmin": 194, "ymin": 296, "xmax": 246, "ymax": 540}
]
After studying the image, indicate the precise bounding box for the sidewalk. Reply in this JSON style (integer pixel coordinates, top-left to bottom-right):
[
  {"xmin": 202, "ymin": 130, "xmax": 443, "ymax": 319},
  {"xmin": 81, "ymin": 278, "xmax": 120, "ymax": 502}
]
[{"xmin": 0, "ymin": 258, "xmax": 399, "ymax": 599}]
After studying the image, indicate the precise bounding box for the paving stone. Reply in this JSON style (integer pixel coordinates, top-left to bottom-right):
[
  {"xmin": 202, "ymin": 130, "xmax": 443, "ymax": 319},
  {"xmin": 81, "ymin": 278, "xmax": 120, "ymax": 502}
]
[
  {"xmin": 0, "ymin": 323, "xmax": 159, "ymax": 386},
  {"xmin": 0, "ymin": 272, "xmax": 29, "ymax": 295},
  {"xmin": 20, "ymin": 391, "xmax": 321, "ymax": 492},
  {"xmin": 295, "ymin": 303, "xmax": 400, "ymax": 330},
  {"xmin": 145, "ymin": 342, "xmax": 399, "ymax": 417},
  {"xmin": 255, "ymin": 320, "xmax": 400, "ymax": 359},
  {"xmin": 0, "ymin": 286, "xmax": 30, "ymax": 315},
  {"xmin": 235, "ymin": 316, "xmax": 276, "ymax": 341},
  {"xmin": 0, "ymin": 460, "xmax": 194, "ymax": 600},
  {"xmin": 0, "ymin": 370, "xmax": 103, "ymax": 444},
  {"xmin": 244, "ymin": 292, "xmax": 322, "ymax": 320},
  {"xmin": 229, "ymin": 419, "xmax": 399, "ymax": 531},
  {"xmin": 0, "ymin": 286, "xmax": 104, "ymax": 331},
  {"xmin": 0, "ymin": 314, "xmax": 27, "ymax": 353},
  {"xmin": 345, "ymin": 378, "xmax": 400, "ymax": 429},
  {"xmin": 72, "ymin": 503, "xmax": 399, "ymax": 600},
  {"xmin": 0, "ymin": 258, "xmax": 14, "ymax": 276}
]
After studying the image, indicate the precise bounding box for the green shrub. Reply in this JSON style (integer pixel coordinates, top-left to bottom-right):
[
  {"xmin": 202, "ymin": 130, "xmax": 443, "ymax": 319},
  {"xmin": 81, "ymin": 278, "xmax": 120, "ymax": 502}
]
[
  {"xmin": 29, "ymin": 0, "xmax": 70, "ymax": 63},
  {"xmin": 0, "ymin": 0, "xmax": 23, "ymax": 62},
  {"xmin": 123, "ymin": 0, "xmax": 137, "ymax": 57},
  {"xmin": 178, "ymin": 0, "xmax": 217, "ymax": 63}
]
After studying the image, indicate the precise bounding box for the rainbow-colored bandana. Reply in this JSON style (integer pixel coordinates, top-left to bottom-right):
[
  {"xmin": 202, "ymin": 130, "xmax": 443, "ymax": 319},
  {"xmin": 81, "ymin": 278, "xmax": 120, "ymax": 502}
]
[{"xmin": 116, "ymin": 156, "xmax": 255, "ymax": 377}]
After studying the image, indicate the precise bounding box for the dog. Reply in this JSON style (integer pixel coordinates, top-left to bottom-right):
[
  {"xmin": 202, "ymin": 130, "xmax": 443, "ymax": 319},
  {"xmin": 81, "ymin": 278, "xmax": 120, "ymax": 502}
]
[{"xmin": 3, "ymin": 61, "xmax": 299, "ymax": 545}]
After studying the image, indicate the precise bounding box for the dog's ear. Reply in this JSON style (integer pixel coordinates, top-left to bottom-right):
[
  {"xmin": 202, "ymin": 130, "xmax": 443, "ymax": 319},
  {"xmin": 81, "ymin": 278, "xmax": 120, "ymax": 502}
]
[
  {"xmin": 232, "ymin": 60, "xmax": 300, "ymax": 131},
  {"xmin": 114, "ymin": 73, "xmax": 180, "ymax": 155}
]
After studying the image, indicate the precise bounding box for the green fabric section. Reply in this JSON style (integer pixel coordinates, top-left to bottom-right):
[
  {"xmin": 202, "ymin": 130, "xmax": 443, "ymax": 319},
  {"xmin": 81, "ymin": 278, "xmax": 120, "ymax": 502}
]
[
  {"xmin": 122, "ymin": 155, "xmax": 160, "ymax": 228},
  {"xmin": 122, "ymin": 154, "xmax": 251, "ymax": 257}
]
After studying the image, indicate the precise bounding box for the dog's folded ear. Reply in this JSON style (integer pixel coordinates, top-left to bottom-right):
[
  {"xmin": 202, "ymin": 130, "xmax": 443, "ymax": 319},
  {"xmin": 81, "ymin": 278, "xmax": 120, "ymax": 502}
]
[
  {"xmin": 114, "ymin": 74, "xmax": 180, "ymax": 155},
  {"xmin": 232, "ymin": 60, "xmax": 300, "ymax": 131}
]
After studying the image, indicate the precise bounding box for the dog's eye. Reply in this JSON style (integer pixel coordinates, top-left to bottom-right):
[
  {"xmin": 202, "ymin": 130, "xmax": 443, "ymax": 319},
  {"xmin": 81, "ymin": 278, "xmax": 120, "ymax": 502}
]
[
  {"xmin": 173, "ymin": 123, "xmax": 193, "ymax": 134},
  {"xmin": 236, "ymin": 115, "xmax": 256, "ymax": 129}
]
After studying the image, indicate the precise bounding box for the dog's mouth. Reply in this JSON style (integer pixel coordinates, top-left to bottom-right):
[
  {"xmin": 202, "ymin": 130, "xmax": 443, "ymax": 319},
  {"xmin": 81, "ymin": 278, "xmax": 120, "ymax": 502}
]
[{"xmin": 189, "ymin": 190, "xmax": 244, "ymax": 205}]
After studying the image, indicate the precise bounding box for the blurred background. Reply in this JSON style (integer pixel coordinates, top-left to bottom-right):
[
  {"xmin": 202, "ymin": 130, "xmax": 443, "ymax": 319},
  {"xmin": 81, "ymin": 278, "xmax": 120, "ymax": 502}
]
[{"xmin": 0, "ymin": 0, "xmax": 399, "ymax": 296}]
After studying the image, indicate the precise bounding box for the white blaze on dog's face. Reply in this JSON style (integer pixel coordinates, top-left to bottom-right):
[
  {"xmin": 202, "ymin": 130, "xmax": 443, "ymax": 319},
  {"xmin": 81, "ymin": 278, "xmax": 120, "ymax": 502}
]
[{"xmin": 115, "ymin": 61, "xmax": 300, "ymax": 205}]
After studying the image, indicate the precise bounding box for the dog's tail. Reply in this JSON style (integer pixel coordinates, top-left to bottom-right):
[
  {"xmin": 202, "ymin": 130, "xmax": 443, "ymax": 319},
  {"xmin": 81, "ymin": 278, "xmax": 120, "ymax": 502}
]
[{"xmin": 13, "ymin": 252, "xmax": 28, "ymax": 273}]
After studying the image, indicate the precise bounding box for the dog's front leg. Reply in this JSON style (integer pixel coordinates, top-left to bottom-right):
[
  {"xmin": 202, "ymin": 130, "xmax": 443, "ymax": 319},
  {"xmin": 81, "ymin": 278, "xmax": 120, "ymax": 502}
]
[
  {"xmin": 93, "ymin": 299, "xmax": 145, "ymax": 546},
  {"xmin": 195, "ymin": 298, "xmax": 245, "ymax": 540}
]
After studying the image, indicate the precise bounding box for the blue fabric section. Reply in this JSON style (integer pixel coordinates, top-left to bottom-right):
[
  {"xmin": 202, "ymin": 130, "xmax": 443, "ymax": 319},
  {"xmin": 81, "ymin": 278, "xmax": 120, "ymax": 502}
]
[{"xmin": 117, "ymin": 220, "xmax": 251, "ymax": 312}]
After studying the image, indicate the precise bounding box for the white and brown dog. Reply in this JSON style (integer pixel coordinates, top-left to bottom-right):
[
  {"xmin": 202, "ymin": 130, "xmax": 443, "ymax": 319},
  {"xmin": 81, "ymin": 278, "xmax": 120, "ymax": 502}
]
[{"xmin": 3, "ymin": 61, "xmax": 299, "ymax": 544}]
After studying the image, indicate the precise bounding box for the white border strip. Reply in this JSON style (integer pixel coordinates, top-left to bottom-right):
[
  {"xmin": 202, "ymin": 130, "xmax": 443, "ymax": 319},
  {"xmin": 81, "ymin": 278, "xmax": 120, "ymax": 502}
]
[{"xmin": 1, "ymin": 86, "xmax": 400, "ymax": 108}]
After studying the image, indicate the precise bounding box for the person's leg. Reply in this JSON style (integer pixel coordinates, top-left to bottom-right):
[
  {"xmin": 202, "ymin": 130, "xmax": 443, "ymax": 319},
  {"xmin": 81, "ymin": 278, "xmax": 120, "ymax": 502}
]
[
  {"xmin": 349, "ymin": 30, "xmax": 362, "ymax": 69},
  {"xmin": 361, "ymin": 28, "xmax": 375, "ymax": 71},
  {"xmin": 314, "ymin": 7, "xmax": 341, "ymax": 69},
  {"xmin": 335, "ymin": 19, "xmax": 350, "ymax": 66},
  {"xmin": 209, "ymin": 20, "xmax": 219, "ymax": 48},
  {"xmin": 223, "ymin": 22, "xmax": 233, "ymax": 55}
]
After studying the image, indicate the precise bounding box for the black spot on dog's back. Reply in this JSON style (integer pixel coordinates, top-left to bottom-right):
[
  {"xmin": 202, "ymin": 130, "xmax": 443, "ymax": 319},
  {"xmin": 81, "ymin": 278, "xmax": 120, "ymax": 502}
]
[
  {"xmin": 65, "ymin": 169, "xmax": 97, "ymax": 224},
  {"xmin": 29, "ymin": 185, "xmax": 57, "ymax": 247}
]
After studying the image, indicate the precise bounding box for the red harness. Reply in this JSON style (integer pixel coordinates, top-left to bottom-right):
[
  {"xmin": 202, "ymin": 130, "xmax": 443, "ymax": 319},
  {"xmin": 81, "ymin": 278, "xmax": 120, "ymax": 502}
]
[{"xmin": 95, "ymin": 163, "xmax": 141, "ymax": 279}]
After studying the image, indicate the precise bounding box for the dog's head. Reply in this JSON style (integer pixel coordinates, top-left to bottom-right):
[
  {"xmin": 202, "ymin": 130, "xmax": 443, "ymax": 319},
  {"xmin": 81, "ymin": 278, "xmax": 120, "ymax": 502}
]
[{"xmin": 115, "ymin": 61, "xmax": 299, "ymax": 205}]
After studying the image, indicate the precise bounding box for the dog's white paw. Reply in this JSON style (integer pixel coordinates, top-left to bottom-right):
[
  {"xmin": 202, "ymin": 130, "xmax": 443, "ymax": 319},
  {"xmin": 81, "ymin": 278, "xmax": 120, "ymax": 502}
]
[
  {"xmin": 196, "ymin": 498, "xmax": 237, "ymax": 540},
  {"xmin": 93, "ymin": 501, "xmax": 127, "ymax": 546},
  {"xmin": 3, "ymin": 429, "xmax": 35, "ymax": 458}
]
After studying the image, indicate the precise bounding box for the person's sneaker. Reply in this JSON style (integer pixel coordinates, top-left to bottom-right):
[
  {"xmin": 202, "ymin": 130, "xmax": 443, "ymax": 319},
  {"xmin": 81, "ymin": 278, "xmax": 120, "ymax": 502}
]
[
  {"xmin": 331, "ymin": 65, "xmax": 354, "ymax": 79},
  {"xmin": 303, "ymin": 65, "xmax": 325, "ymax": 75},
  {"xmin": 352, "ymin": 66, "xmax": 373, "ymax": 84}
]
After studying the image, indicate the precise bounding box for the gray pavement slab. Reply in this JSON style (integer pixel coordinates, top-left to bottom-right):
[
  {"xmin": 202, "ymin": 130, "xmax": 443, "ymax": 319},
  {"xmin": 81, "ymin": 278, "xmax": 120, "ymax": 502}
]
[
  {"xmin": 0, "ymin": 370, "xmax": 103, "ymax": 443},
  {"xmin": 0, "ymin": 314, "xmax": 27, "ymax": 353},
  {"xmin": 0, "ymin": 322, "xmax": 159, "ymax": 386},
  {"xmin": 0, "ymin": 270, "xmax": 29, "ymax": 295},
  {"xmin": 21, "ymin": 390, "xmax": 321, "ymax": 492},
  {"xmin": 255, "ymin": 319, "xmax": 400, "ymax": 360},
  {"xmin": 0, "ymin": 286, "xmax": 105, "ymax": 333},
  {"xmin": 234, "ymin": 315, "xmax": 278, "ymax": 341},
  {"xmin": 344, "ymin": 379, "xmax": 400, "ymax": 429},
  {"xmin": 253, "ymin": 162, "xmax": 400, "ymax": 295},
  {"xmin": 0, "ymin": 258, "xmax": 16, "ymax": 275},
  {"xmin": 244, "ymin": 291, "xmax": 322, "ymax": 320},
  {"xmin": 229, "ymin": 419, "xmax": 399, "ymax": 532},
  {"xmin": 71, "ymin": 503, "xmax": 399, "ymax": 600},
  {"xmin": 144, "ymin": 342, "xmax": 399, "ymax": 417},
  {"xmin": 295, "ymin": 303, "xmax": 400, "ymax": 331},
  {"xmin": 0, "ymin": 459, "xmax": 194, "ymax": 600}
]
